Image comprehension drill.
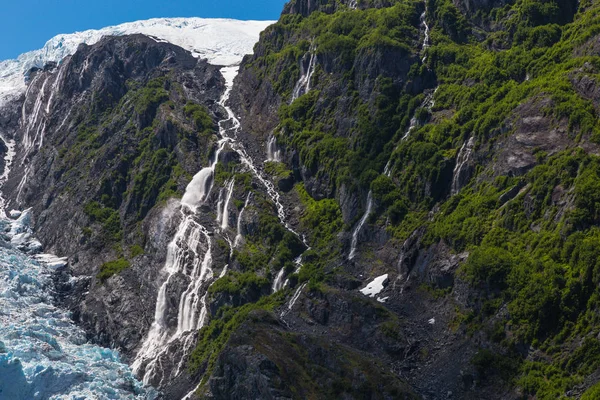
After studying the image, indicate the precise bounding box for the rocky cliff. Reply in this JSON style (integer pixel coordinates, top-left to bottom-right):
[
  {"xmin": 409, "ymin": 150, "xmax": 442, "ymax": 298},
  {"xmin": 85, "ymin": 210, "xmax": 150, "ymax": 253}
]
[{"xmin": 3, "ymin": 0, "xmax": 600, "ymax": 398}]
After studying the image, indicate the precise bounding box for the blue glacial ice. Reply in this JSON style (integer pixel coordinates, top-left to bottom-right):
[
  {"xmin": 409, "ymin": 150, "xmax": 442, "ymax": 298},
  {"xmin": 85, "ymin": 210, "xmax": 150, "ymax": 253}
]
[{"xmin": 0, "ymin": 212, "xmax": 155, "ymax": 399}]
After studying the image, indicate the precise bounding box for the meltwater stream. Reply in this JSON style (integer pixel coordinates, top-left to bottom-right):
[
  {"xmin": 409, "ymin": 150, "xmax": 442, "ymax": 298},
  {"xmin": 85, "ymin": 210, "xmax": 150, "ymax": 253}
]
[{"xmin": 0, "ymin": 212, "xmax": 153, "ymax": 399}]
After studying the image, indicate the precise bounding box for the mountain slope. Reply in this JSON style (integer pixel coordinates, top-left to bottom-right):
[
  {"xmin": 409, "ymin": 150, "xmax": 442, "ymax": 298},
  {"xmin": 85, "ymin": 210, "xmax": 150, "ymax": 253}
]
[{"xmin": 4, "ymin": 0, "xmax": 600, "ymax": 399}]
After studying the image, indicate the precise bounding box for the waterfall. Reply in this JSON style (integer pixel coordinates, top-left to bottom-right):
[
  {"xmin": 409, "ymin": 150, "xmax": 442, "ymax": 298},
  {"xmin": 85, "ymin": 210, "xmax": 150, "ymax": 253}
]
[
  {"xmin": 0, "ymin": 133, "xmax": 16, "ymax": 217},
  {"xmin": 451, "ymin": 136, "xmax": 475, "ymax": 195},
  {"xmin": 181, "ymin": 139, "xmax": 227, "ymax": 209},
  {"xmin": 349, "ymin": 0, "xmax": 358, "ymax": 9},
  {"xmin": 282, "ymin": 252, "xmax": 309, "ymax": 288},
  {"xmin": 22, "ymin": 74, "xmax": 50, "ymax": 154},
  {"xmin": 234, "ymin": 192, "xmax": 251, "ymax": 247},
  {"xmin": 218, "ymin": 66, "xmax": 302, "ymax": 240},
  {"xmin": 420, "ymin": 2, "xmax": 431, "ymax": 63},
  {"xmin": 291, "ymin": 43, "xmax": 317, "ymax": 102},
  {"xmin": 133, "ymin": 93, "xmax": 230, "ymax": 386},
  {"xmin": 215, "ymin": 185, "xmax": 225, "ymax": 226},
  {"xmin": 272, "ymin": 268, "xmax": 286, "ymax": 293},
  {"xmin": 281, "ymin": 282, "xmax": 307, "ymax": 318},
  {"xmin": 401, "ymin": 115, "xmax": 419, "ymax": 141},
  {"xmin": 134, "ymin": 64, "xmax": 313, "ymax": 386},
  {"xmin": 176, "ymin": 223, "xmax": 213, "ymax": 334},
  {"xmin": 131, "ymin": 210, "xmax": 213, "ymax": 384},
  {"xmin": 221, "ymin": 178, "xmax": 235, "ymax": 230},
  {"xmin": 266, "ymin": 134, "xmax": 282, "ymax": 162},
  {"xmin": 349, "ymin": 191, "xmax": 373, "ymax": 260},
  {"xmin": 401, "ymin": 87, "xmax": 438, "ymax": 142},
  {"xmin": 45, "ymin": 64, "xmax": 66, "ymax": 114}
]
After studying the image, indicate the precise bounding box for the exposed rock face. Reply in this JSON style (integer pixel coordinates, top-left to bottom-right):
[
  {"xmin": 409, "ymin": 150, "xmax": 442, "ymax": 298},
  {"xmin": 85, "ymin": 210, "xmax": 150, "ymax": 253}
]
[
  {"xmin": 0, "ymin": 34, "xmax": 231, "ymax": 396},
  {"xmin": 3, "ymin": 0, "xmax": 600, "ymax": 398}
]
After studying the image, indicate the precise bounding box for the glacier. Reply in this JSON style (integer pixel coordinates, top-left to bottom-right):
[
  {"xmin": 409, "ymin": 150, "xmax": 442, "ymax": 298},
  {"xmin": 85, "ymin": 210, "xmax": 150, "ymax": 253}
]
[
  {"xmin": 0, "ymin": 17, "xmax": 274, "ymax": 107},
  {"xmin": 0, "ymin": 211, "xmax": 157, "ymax": 399}
]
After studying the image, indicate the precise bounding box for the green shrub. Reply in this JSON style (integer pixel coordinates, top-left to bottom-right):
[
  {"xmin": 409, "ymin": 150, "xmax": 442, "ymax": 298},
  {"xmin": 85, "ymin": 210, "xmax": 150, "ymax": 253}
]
[{"xmin": 97, "ymin": 258, "xmax": 131, "ymax": 281}]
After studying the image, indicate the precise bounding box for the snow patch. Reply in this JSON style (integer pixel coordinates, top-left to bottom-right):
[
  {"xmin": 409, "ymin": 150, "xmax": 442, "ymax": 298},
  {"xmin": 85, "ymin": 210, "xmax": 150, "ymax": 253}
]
[{"xmin": 359, "ymin": 274, "xmax": 389, "ymax": 297}]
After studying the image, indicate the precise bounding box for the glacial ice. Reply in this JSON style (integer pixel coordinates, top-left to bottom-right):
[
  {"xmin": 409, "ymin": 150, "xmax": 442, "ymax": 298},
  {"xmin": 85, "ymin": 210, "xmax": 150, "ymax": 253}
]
[
  {"xmin": 0, "ymin": 17, "xmax": 274, "ymax": 108},
  {"xmin": 0, "ymin": 216, "xmax": 154, "ymax": 399}
]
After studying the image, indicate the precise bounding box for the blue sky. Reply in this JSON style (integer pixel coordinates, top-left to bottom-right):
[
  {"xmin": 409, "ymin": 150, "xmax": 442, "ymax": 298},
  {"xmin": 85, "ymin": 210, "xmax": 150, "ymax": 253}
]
[{"xmin": 1, "ymin": 0, "xmax": 287, "ymax": 60}]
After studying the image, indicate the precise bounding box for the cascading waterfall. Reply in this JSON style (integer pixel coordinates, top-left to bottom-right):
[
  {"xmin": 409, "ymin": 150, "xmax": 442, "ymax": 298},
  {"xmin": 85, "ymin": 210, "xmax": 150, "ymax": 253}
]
[
  {"xmin": 22, "ymin": 74, "xmax": 49, "ymax": 154},
  {"xmin": 451, "ymin": 136, "xmax": 475, "ymax": 195},
  {"xmin": 181, "ymin": 139, "xmax": 227, "ymax": 208},
  {"xmin": 15, "ymin": 165, "xmax": 31, "ymax": 203},
  {"xmin": 349, "ymin": 0, "xmax": 358, "ymax": 9},
  {"xmin": 133, "ymin": 138, "xmax": 226, "ymax": 385},
  {"xmin": 282, "ymin": 252, "xmax": 309, "ymax": 289},
  {"xmin": 135, "ymin": 64, "xmax": 315, "ymax": 386},
  {"xmin": 420, "ymin": 2, "xmax": 431, "ymax": 63},
  {"xmin": 177, "ymin": 224, "xmax": 213, "ymax": 333},
  {"xmin": 45, "ymin": 63, "xmax": 66, "ymax": 114},
  {"xmin": 349, "ymin": 191, "xmax": 373, "ymax": 260},
  {"xmin": 266, "ymin": 134, "xmax": 282, "ymax": 162},
  {"xmin": 291, "ymin": 43, "xmax": 317, "ymax": 102},
  {"xmin": 220, "ymin": 178, "xmax": 235, "ymax": 229},
  {"xmin": 215, "ymin": 185, "xmax": 225, "ymax": 226},
  {"xmin": 219, "ymin": 66, "xmax": 302, "ymax": 240},
  {"xmin": 401, "ymin": 115, "xmax": 419, "ymax": 141},
  {"xmin": 0, "ymin": 133, "xmax": 16, "ymax": 217},
  {"xmin": 281, "ymin": 282, "xmax": 307, "ymax": 318},
  {"xmin": 272, "ymin": 268, "xmax": 286, "ymax": 293},
  {"xmin": 234, "ymin": 192, "xmax": 251, "ymax": 247}
]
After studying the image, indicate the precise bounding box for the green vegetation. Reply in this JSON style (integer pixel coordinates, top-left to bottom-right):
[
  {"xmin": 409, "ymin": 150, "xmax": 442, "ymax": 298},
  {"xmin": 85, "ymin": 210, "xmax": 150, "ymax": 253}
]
[
  {"xmin": 97, "ymin": 258, "xmax": 130, "ymax": 281},
  {"xmin": 84, "ymin": 201, "xmax": 122, "ymax": 241},
  {"xmin": 245, "ymin": 0, "xmax": 600, "ymax": 396},
  {"xmin": 209, "ymin": 271, "xmax": 270, "ymax": 296},
  {"xmin": 188, "ymin": 295, "xmax": 284, "ymax": 383}
]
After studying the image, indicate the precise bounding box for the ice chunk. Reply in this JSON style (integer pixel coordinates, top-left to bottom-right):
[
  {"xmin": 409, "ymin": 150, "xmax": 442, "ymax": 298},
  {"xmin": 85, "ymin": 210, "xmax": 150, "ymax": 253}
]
[
  {"xmin": 34, "ymin": 254, "xmax": 68, "ymax": 269},
  {"xmin": 9, "ymin": 210, "xmax": 21, "ymax": 219}
]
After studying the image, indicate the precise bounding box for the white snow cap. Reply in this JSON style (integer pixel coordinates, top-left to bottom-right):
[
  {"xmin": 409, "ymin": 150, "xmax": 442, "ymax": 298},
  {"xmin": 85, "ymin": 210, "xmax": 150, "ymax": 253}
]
[
  {"xmin": 360, "ymin": 274, "xmax": 389, "ymax": 297},
  {"xmin": 0, "ymin": 17, "xmax": 274, "ymax": 107}
]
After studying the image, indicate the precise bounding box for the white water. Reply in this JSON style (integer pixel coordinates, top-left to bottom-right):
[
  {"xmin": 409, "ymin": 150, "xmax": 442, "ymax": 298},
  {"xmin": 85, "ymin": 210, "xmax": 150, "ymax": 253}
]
[
  {"xmin": 272, "ymin": 268, "xmax": 286, "ymax": 293},
  {"xmin": 133, "ymin": 134, "xmax": 226, "ymax": 384},
  {"xmin": 451, "ymin": 136, "xmax": 475, "ymax": 195},
  {"xmin": 131, "ymin": 210, "xmax": 213, "ymax": 384},
  {"xmin": 420, "ymin": 2, "xmax": 431, "ymax": 64},
  {"xmin": 0, "ymin": 133, "xmax": 16, "ymax": 217},
  {"xmin": 266, "ymin": 133, "xmax": 282, "ymax": 162},
  {"xmin": 349, "ymin": 0, "xmax": 358, "ymax": 9},
  {"xmin": 220, "ymin": 178, "xmax": 235, "ymax": 229},
  {"xmin": 234, "ymin": 192, "xmax": 251, "ymax": 247},
  {"xmin": 181, "ymin": 139, "xmax": 227, "ymax": 209},
  {"xmin": 349, "ymin": 191, "xmax": 373, "ymax": 260},
  {"xmin": 219, "ymin": 67, "xmax": 303, "ymax": 240},
  {"xmin": 281, "ymin": 282, "xmax": 307, "ymax": 318},
  {"xmin": 401, "ymin": 115, "xmax": 419, "ymax": 141},
  {"xmin": 134, "ymin": 57, "xmax": 313, "ymax": 390},
  {"xmin": 133, "ymin": 62, "xmax": 307, "ymax": 386},
  {"xmin": 216, "ymin": 184, "xmax": 225, "ymax": 226},
  {"xmin": 291, "ymin": 43, "xmax": 317, "ymax": 102}
]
